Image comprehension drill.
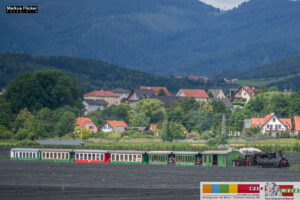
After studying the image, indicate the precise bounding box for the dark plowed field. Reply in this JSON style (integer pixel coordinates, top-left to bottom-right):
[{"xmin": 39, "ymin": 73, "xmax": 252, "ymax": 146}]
[{"xmin": 1, "ymin": 159, "xmax": 300, "ymax": 200}]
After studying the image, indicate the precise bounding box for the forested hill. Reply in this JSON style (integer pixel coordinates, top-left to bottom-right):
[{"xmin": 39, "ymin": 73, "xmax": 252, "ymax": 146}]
[
  {"xmin": 0, "ymin": 53, "xmax": 224, "ymax": 93},
  {"xmin": 1, "ymin": 0, "xmax": 300, "ymax": 75}
]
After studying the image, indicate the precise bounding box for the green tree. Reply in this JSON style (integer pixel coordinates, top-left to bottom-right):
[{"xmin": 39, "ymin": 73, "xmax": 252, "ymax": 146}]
[
  {"xmin": 157, "ymin": 88, "xmax": 167, "ymax": 96},
  {"xmin": 15, "ymin": 128, "xmax": 28, "ymax": 140},
  {"xmin": 211, "ymin": 101, "xmax": 227, "ymax": 113},
  {"xmin": 185, "ymin": 111, "xmax": 213, "ymax": 133},
  {"xmin": 73, "ymin": 126, "xmax": 91, "ymax": 139},
  {"xmin": 129, "ymin": 112, "xmax": 150, "ymax": 127},
  {"xmin": 199, "ymin": 102, "xmax": 213, "ymax": 113},
  {"xmin": 0, "ymin": 125, "xmax": 13, "ymax": 139},
  {"xmin": 55, "ymin": 111, "xmax": 76, "ymax": 137},
  {"xmin": 135, "ymin": 99, "xmax": 166, "ymax": 123},
  {"xmin": 5, "ymin": 70, "xmax": 84, "ymax": 114},
  {"xmin": 87, "ymin": 110, "xmax": 104, "ymax": 126}
]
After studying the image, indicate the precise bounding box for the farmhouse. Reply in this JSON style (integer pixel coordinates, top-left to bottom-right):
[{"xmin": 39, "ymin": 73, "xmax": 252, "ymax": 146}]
[
  {"xmin": 176, "ymin": 89, "xmax": 209, "ymax": 102},
  {"xmin": 83, "ymin": 99, "xmax": 108, "ymax": 115},
  {"xmin": 99, "ymin": 120, "xmax": 128, "ymax": 133},
  {"xmin": 232, "ymin": 86, "xmax": 261, "ymax": 103},
  {"xmin": 126, "ymin": 89, "xmax": 156, "ymax": 108},
  {"xmin": 111, "ymin": 88, "xmax": 130, "ymax": 101},
  {"xmin": 84, "ymin": 90, "xmax": 120, "ymax": 106},
  {"xmin": 75, "ymin": 117, "xmax": 98, "ymax": 133},
  {"xmin": 294, "ymin": 116, "xmax": 300, "ymax": 135},
  {"xmin": 139, "ymin": 86, "xmax": 172, "ymax": 96},
  {"xmin": 208, "ymin": 89, "xmax": 226, "ymax": 99},
  {"xmin": 251, "ymin": 113, "xmax": 292, "ymax": 137}
]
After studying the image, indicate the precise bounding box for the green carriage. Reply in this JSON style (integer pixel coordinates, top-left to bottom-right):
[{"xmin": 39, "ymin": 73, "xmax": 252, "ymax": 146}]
[
  {"xmin": 173, "ymin": 151, "xmax": 201, "ymax": 166},
  {"xmin": 148, "ymin": 151, "xmax": 172, "ymax": 165},
  {"xmin": 201, "ymin": 150, "xmax": 242, "ymax": 167}
]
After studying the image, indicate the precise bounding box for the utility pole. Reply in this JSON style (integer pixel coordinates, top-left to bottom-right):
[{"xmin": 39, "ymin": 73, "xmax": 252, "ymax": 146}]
[{"xmin": 221, "ymin": 113, "xmax": 226, "ymax": 135}]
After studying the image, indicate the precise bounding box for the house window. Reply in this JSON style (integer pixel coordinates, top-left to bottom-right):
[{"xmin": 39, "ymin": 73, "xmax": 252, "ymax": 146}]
[
  {"xmin": 89, "ymin": 126, "xmax": 93, "ymax": 130},
  {"xmin": 267, "ymin": 125, "xmax": 269, "ymax": 128},
  {"xmin": 273, "ymin": 118, "xmax": 275, "ymax": 122}
]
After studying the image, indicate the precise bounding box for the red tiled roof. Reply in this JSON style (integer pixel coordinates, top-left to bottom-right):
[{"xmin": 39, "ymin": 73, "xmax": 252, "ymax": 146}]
[
  {"xmin": 294, "ymin": 116, "xmax": 300, "ymax": 131},
  {"xmin": 85, "ymin": 90, "xmax": 120, "ymax": 97},
  {"xmin": 251, "ymin": 113, "xmax": 273, "ymax": 128},
  {"xmin": 188, "ymin": 76, "xmax": 198, "ymax": 80},
  {"xmin": 102, "ymin": 120, "xmax": 128, "ymax": 128},
  {"xmin": 180, "ymin": 89, "xmax": 209, "ymax": 99},
  {"xmin": 237, "ymin": 86, "xmax": 262, "ymax": 97},
  {"xmin": 75, "ymin": 117, "xmax": 93, "ymax": 128},
  {"xmin": 279, "ymin": 118, "xmax": 292, "ymax": 130},
  {"xmin": 139, "ymin": 86, "xmax": 171, "ymax": 96},
  {"xmin": 150, "ymin": 124, "xmax": 157, "ymax": 131}
]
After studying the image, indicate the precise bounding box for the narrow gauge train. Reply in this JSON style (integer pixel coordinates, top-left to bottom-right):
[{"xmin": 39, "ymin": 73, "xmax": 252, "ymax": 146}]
[{"xmin": 10, "ymin": 148, "xmax": 250, "ymax": 167}]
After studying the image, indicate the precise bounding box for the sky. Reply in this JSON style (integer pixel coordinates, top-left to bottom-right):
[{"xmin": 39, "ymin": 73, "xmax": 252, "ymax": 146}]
[{"xmin": 199, "ymin": 0, "xmax": 250, "ymax": 10}]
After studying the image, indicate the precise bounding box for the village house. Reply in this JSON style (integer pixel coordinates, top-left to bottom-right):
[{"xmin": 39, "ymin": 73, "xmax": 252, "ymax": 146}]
[
  {"xmin": 246, "ymin": 113, "xmax": 292, "ymax": 137},
  {"xmin": 153, "ymin": 96, "xmax": 182, "ymax": 108},
  {"xmin": 99, "ymin": 120, "xmax": 128, "ymax": 133},
  {"xmin": 139, "ymin": 86, "xmax": 172, "ymax": 96},
  {"xmin": 83, "ymin": 99, "xmax": 108, "ymax": 115},
  {"xmin": 176, "ymin": 89, "xmax": 209, "ymax": 102},
  {"xmin": 150, "ymin": 124, "xmax": 159, "ymax": 137},
  {"xmin": 294, "ymin": 116, "xmax": 300, "ymax": 135},
  {"xmin": 126, "ymin": 89, "xmax": 156, "ymax": 108},
  {"xmin": 208, "ymin": 89, "xmax": 226, "ymax": 99},
  {"xmin": 188, "ymin": 75, "xmax": 198, "ymax": 80},
  {"xmin": 232, "ymin": 86, "xmax": 261, "ymax": 103},
  {"xmin": 84, "ymin": 90, "xmax": 120, "ymax": 106},
  {"xmin": 111, "ymin": 88, "xmax": 130, "ymax": 101},
  {"xmin": 75, "ymin": 117, "xmax": 98, "ymax": 133}
]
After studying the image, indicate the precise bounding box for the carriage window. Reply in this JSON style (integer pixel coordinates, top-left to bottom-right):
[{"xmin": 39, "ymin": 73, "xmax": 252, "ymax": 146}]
[
  {"xmin": 112, "ymin": 154, "xmax": 115, "ymax": 161},
  {"xmin": 92, "ymin": 154, "xmax": 95, "ymax": 160},
  {"xmin": 33, "ymin": 153, "xmax": 35, "ymax": 158},
  {"xmin": 124, "ymin": 155, "xmax": 128, "ymax": 161},
  {"xmin": 138, "ymin": 155, "xmax": 141, "ymax": 159},
  {"xmin": 79, "ymin": 153, "xmax": 82, "ymax": 160},
  {"xmin": 83, "ymin": 154, "xmax": 86, "ymax": 160},
  {"xmin": 129, "ymin": 155, "xmax": 132, "ymax": 161},
  {"xmin": 222, "ymin": 155, "xmax": 226, "ymax": 163},
  {"xmin": 120, "ymin": 155, "xmax": 123, "ymax": 161},
  {"xmin": 116, "ymin": 155, "xmax": 119, "ymax": 161},
  {"xmin": 50, "ymin": 153, "xmax": 53, "ymax": 159},
  {"xmin": 54, "ymin": 153, "xmax": 57, "ymax": 159},
  {"xmin": 208, "ymin": 155, "xmax": 211, "ymax": 163},
  {"xmin": 66, "ymin": 153, "xmax": 68, "ymax": 159},
  {"xmin": 26, "ymin": 152, "xmax": 29, "ymax": 158},
  {"xmin": 43, "ymin": 153, "xmax": 45, "ymax": 158},
  {"xmin": 133, "ymin": 155, "xmax": 136, "ymax": 161},
  {"xmin": 88, "ymin": 154, "xmax": 91, "ymax": 160},
  {"xmin": 101, "ymin": 154, "xmax": 104, "ymax": 161},
  {"xmin": 15, "ymin": 152, "xmax": 18, "ymax": 158},
  {"xmin": 204, "ymin": 155, "xmax": 206, "ymax": 162},
  {"xmin": 47, "ymin": 153, "xmax": 49, "ymax": 158}
]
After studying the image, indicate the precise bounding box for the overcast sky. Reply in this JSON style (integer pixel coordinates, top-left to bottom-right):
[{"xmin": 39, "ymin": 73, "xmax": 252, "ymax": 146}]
[{"xmin": 199, "ymin": 0, "xmax": 249, "ymax": 10}]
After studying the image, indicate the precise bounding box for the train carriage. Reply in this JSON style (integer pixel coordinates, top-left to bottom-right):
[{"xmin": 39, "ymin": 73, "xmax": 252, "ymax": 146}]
[
  {"xmin": 173, "ymin": 151, "xmax": 202, "ymax": 166},
  {"xmin": 148, "ymin": 151, "xmax": 172, "ymax": 165},
  {"xmin": 40, "ymin": 149, "xmax": 74, "ymax": 162},
  {"xmin": 74, "ymin": 149, "xmax": 110, "ymax": 163},
  {"xmin": 10, "ymin": 148, "xmax": 40, "ymax": 161},
  {"xmin": 110, "ymin": 150, "xmax": 148, "ymax": 164},
  {"xmin": 202, "ymin": 150, "xmax": 242, "ymax": 167}
]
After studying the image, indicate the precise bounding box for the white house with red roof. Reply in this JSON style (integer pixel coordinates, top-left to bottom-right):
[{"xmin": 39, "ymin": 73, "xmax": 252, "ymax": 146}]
[
  {"xmin": 176, "ymin": 89, "xmax": 209, "ymax": 102},
  {"xmin": 84, "ymin": 90, "xmax": 120, "ymax": 106},
  {"xmin": 233, "ymin": 86, "xmax": 262, "ymax": 103},
  {"xmin": 250, "ymin": 113, "xmax": 292, "ymax": 137},
  {"xmin": 139, "ymin": 86, "xmax": 172, "ymax": 96},
  {"xmin": 99, "ymin": 120, "xmax": 128, "ymax": 133},
  {"xmin": 75, "ymin": 117, "xmax": 98, "ymax": 133},
  {"xmin": 294, "ymin": 116, "xmax": 300, "ymax": 135}
]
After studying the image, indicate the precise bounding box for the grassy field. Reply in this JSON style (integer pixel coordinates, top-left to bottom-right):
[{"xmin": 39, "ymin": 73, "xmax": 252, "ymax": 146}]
[
  {"xmin": 1, "ymin": 138, "xmax": 300, "ymax": 152},
  {"xmin": 234, "ymin": 74, "xmax": 300, "ymax": 87}
]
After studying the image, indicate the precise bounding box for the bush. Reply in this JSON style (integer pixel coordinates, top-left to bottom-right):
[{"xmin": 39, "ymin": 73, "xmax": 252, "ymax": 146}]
[
  {"xmin": 15, "ymin": 128, "xmax": 28, "ymax": 140},
  {"xmin": 280, "ymin": 131, "xmax": 291, "ymax": 138},
  {"xmin": 16, "ymin": 140, "xmax": 37, "ymax": 147},
  {"xmin": 110, "ymin": 132, "xmax": 122, "ymax": 140},
  {"xmin": 245, "ymin": 128, "xmax": 261, "ymax": 137}
]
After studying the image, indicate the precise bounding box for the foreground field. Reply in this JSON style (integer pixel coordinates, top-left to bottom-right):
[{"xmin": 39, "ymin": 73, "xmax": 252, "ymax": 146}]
[{"xmin": 1, "ymin": 157, "xmax": 300, "ymax": 200}]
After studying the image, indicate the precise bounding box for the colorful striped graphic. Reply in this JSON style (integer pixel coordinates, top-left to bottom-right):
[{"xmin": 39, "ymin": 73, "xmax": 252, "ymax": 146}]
[{"xmin": 203, "ymin": 184, "xmax": 260, "ymax": 194}]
